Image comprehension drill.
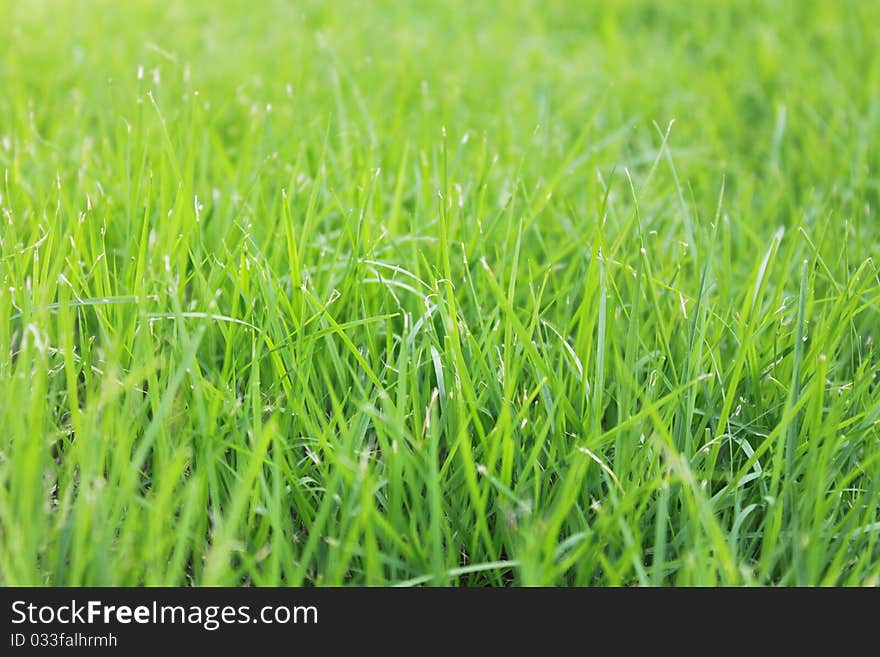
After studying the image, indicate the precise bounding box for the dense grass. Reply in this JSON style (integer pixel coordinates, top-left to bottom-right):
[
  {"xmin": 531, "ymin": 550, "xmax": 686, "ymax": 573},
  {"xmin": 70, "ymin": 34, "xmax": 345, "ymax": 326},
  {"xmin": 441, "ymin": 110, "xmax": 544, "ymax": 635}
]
[{"xmin": 1, "ymin": 0, "xmax": 879, "ymax": 586}]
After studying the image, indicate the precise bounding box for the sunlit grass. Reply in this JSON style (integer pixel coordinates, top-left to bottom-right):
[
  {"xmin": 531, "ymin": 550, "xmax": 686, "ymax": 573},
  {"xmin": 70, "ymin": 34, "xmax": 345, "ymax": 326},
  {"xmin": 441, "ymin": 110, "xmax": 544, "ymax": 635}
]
[{"xmin": 1, "ymin": 0, "xmax": 879, "ymax": 586}]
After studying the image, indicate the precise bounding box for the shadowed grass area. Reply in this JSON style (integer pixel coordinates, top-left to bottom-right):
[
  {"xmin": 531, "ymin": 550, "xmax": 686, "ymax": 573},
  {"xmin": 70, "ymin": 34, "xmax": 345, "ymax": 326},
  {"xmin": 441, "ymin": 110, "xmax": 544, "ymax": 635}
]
[{"xmin": 1, "ymin": 0, "xmax": 879, "ymax": 585}]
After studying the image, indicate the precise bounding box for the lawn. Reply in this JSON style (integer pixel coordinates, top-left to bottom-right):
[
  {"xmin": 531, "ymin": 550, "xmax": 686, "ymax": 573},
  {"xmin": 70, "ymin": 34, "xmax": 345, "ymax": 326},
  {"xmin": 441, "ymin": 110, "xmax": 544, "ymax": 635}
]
[{"xmin": 1, "ymin": 0, "xmax": 879, "ymax": 586}]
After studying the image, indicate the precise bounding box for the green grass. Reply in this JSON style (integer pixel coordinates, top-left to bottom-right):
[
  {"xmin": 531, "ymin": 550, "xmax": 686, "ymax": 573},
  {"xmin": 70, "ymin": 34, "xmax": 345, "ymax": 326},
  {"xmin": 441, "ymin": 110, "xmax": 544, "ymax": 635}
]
[{"xmin": 1, "ymin": 0, "xmax": 879, "ymax": 586}]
